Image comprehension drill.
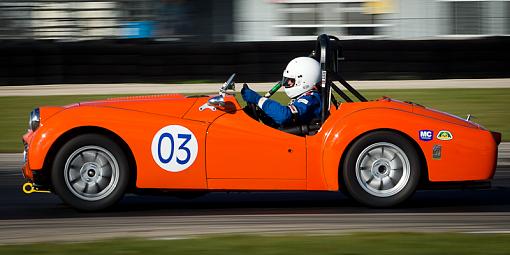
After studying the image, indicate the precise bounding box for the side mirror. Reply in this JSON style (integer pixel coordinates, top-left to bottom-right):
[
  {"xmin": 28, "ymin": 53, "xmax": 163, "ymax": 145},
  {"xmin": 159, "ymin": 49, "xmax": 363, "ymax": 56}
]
[
  {"xmin": 199, "ymin": 95, "xmax": 225, "ymax": 112},
  {"xmin": 208, "ymin": 95, "xmax": 225, "ymax": 107}
]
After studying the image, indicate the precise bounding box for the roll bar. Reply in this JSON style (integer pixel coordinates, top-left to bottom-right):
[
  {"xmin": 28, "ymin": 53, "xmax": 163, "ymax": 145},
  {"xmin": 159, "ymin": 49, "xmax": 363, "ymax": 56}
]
[{"xmin": 312, "ymin": 34, "xmax": 368, "ymax": 125}]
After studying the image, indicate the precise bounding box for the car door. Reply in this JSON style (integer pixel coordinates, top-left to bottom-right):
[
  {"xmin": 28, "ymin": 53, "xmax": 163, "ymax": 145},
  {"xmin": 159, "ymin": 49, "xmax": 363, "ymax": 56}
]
[{"xmin": 205, "ymin": 110, "xmax": 307, "ymax": 190}]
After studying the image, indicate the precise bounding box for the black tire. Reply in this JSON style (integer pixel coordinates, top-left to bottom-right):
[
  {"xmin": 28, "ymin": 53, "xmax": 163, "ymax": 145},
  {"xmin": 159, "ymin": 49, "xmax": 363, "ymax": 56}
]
[
  {"xmin": 51, "ymin": 134, "xmax": 129, "ymax": 211},
  {"xmin": 342, "ymin": 131, "xmax": 420, "ymax": 207}
]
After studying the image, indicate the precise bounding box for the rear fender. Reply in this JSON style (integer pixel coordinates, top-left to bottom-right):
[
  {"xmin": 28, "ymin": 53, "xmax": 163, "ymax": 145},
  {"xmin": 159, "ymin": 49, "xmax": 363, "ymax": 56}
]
[
  {"xmin": 323, "ymin": 108, "xmax": 497, "ymax": 190},
  {"xmin": 321, "ymin": 108, "xmax": 418, "ymax": 190},
  {"xmin": 321, "ymin": 108, "xmax": 496, "ymax": 190}
]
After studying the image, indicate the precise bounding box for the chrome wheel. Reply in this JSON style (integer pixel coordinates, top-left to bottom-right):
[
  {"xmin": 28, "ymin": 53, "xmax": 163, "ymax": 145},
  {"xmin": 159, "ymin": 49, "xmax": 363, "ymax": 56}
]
[
  {"xmin": 355, "ymin": 142, "xmax": 411, "ymax": 198},
  {"xmin": 64, "ymin": 145, "xmax": 120, "ymax": 201}
]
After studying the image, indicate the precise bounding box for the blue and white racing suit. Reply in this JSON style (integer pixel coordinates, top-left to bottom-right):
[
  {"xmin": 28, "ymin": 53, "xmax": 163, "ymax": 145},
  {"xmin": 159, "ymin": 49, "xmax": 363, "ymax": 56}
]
[{"xmin": 250, "ymin": 90, "xmax": 322, "ymax": 127}]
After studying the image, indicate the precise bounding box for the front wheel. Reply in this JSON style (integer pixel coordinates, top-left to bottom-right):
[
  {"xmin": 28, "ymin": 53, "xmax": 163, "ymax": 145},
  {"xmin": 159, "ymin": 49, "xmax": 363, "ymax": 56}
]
[
  {"xmin": 51, "ymin": 134, "xmax": 129, "ymax": 211},
  {"xmin": 342, "ymin": 131, "xmax": 421, "ymax": 207}
]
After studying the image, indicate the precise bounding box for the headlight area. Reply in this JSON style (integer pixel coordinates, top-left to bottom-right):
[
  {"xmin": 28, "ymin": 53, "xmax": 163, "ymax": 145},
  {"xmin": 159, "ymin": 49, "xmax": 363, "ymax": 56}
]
[
  {"xmin": 23, "ymin": 108, "xmax": 52, "ymax": 193},
  {"xmin": 29, "ymin": 108, "xmax": 40, "ymax": 131}
]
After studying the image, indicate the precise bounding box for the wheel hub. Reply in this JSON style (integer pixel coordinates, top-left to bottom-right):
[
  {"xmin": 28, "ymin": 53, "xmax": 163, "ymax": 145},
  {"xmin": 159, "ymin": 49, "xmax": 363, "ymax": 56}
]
[
  {"xmin": 80, "ymin": 162, "xmax": 100, "ymax": 182},
  {"xmin": 372, "ymin": 159, "xmax": 391, "ymax": 178}
]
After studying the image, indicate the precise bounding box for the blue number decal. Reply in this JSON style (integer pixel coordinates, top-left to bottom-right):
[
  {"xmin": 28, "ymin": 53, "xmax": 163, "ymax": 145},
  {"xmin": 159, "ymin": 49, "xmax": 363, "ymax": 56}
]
[
  {"xmin": 152, "ymin": 125, "xmax": 198, "ymax": 172},
  {"xmin": 176, "ymin": 134, "xmax": 192, "ymax": 165},
  {"xmin": 158, "ymin": 133, "xmax": 193, "ymax": 165},
  {"xmin": 158, "ymin": 132, "xmax": 174, "ymax": 164}
]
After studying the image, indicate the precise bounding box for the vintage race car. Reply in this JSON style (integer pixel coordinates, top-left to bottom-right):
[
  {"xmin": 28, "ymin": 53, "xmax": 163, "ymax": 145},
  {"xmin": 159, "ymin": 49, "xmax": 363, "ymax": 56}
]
[{"xmin": 21, "ymin": 35, "xmax": 501, "ymax": 211}]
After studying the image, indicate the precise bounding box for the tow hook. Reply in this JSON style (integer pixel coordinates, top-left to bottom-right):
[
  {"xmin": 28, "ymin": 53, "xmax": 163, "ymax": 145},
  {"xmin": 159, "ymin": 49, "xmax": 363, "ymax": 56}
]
[{"xmin": 22, "ymin": 182, "xmax": 50, "ymax": 194}]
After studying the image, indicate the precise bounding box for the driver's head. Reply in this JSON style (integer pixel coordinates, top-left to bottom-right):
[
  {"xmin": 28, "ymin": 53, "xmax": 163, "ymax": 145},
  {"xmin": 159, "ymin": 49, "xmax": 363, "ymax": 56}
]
[{"xmin": 282, "ymin": 57, "xmax": 321, "ymax": 98}]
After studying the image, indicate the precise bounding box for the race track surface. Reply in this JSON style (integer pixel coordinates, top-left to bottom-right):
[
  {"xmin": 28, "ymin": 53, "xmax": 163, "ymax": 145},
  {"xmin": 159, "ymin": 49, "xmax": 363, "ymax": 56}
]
[
  {"xmin": 1, "ymin": 152, "xmax": 510, "ymax": 244},
  {"xmin": 1, "ymin": 78, "xmax": 510, "ymax": 96}
]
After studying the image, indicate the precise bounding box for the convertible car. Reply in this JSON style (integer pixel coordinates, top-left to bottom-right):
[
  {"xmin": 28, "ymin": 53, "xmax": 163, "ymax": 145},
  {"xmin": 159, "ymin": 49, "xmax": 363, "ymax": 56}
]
[{"xmin": 21, "ymin": 35, "xmax": 501, "ymax": 211}]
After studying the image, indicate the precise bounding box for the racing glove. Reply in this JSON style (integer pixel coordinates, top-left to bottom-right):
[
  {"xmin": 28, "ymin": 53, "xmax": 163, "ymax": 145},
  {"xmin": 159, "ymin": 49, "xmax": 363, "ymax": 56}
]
[{"xmin": 241, "ymin": 84, "xmax": 262, "ymax": 104}]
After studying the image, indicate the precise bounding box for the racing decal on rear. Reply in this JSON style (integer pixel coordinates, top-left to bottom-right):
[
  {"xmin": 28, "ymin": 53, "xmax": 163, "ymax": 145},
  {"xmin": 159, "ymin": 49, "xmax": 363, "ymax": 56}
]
[
  {"xmin": 151, "ymin": 125, "xmax": 199, "ymax": 172},
  {"xmin": 419, "ymin": 130, "xmax": 433, "ymax": 141},
  {"xmin": 432, "ymin": 144, "xmax": 442, "ymax": 160},
  {"xmin": 436, "ymin": 130, "xmax": 453, "ymax": 141}
]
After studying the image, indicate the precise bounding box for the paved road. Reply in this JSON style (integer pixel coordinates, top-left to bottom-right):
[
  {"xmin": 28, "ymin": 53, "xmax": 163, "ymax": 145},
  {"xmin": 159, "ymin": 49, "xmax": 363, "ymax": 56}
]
[
  {"xmin": 0, "ymin": 146, "xmax": 509, "ymax": 244},
  {"xmin": 1, "ymin": 78, "xmax": 509, "ymax": 96}
]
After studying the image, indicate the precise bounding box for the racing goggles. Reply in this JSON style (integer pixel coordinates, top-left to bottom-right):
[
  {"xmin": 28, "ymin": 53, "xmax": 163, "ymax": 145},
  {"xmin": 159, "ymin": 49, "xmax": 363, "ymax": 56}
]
[{"xmin": 281, "ymin": 77, "xmax": 296, "ymax": 88}]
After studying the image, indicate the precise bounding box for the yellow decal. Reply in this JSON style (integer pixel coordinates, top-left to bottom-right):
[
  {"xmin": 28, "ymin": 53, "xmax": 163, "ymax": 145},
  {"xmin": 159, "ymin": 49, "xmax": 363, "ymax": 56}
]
[{"xmin": 436, "ymin": 130, "xmax": 453, "ymax": 141}]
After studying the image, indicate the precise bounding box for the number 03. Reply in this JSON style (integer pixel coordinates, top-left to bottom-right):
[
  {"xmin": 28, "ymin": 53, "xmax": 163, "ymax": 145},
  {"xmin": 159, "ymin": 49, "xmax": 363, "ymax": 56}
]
[
  {"xmin": 157, "ymin": 133, "xmax": 192, "ymax": 165},
  {"xmin": 151, "ymin": 125, "xmax": 198, "ymax": 172}
]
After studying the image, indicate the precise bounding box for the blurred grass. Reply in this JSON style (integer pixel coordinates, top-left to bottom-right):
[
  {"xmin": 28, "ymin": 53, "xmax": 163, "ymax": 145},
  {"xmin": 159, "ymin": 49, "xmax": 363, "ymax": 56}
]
[
  {"xmin": 1, "ymin": 233, "xmax": 510, "ymax": 254},
  {"xmin": 1, "ymin": 88, "xmax": 509, "ymax": 153}
]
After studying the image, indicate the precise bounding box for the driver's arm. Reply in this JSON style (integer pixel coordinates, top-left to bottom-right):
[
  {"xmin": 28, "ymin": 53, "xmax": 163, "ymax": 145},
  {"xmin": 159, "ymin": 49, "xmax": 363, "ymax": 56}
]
[
  {"xmin": 241, "ymin": 85, "xmax": 294, "ymax": 126},
  {"xmin": 257, "ymin": 97, "xmax": 295, "ymax": 126}
]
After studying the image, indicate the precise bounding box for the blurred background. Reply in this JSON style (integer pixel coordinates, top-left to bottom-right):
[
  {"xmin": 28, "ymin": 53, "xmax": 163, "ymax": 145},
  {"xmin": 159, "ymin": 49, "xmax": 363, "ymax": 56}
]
[
  {"xmin": 1, "ymin": 0, "xmax": 509, "ymax": 41},
  {"xmin": 0, "ymin": 0, "xmax": 508, "ymax": 84}
]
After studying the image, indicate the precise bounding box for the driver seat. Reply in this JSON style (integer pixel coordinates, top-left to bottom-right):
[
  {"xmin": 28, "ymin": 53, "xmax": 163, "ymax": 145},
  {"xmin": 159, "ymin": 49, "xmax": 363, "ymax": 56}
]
[{"xmin": 280, "ymin": 120, "xmax": 322, "ymax": 136}]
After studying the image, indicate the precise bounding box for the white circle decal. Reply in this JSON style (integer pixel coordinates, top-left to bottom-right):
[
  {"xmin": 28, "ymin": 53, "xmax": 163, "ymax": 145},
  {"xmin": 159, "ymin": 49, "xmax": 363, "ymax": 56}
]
[{"xmin": 151, "ymin": 125, "xmax": 199, "ymax": 172}]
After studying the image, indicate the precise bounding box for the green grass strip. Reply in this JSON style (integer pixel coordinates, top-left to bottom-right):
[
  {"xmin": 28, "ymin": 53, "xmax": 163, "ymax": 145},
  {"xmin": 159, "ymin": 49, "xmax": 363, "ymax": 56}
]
[
  {"xmin": 1, "ymin": 88, "xmax": 509, "ymax": 153},
  {"xmin": 1, "ymin": 233, "xmax": 510, "ymax": 255}
]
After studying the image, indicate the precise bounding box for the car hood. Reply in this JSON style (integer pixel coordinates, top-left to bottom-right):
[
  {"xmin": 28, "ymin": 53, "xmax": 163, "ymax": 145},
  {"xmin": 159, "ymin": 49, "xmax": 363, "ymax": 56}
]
[{"xmin": 76, "ymin": 94, "xmax": 198, "ymax": 118}]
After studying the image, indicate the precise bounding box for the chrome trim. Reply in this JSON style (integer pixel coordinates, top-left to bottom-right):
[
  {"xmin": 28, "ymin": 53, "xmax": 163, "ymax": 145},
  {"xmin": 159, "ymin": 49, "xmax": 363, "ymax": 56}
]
[
  {"xmin": 220, "ymin": 73, "xmax": 236, "ymax": 94},
  {"xmin": 23, "ymin": 148, "xmax": 27, "ymax": 163},
  {"xmin": 29, "ymin": 108, "xmax": 40, "ymax": 131},
  {"xmin": 208, "ymin": 95, "xmax": 225, "ymax": 107},
  {"xmin": 466, "ymin": 114, "xmax": 477, "ymax": 122}
]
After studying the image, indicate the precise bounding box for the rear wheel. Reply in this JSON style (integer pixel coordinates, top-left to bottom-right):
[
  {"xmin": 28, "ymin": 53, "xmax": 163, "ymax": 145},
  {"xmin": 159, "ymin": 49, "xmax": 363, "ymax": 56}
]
[
  {"xmin": 51, "ymin": 134, "xmax": 129, "ymax": 211},
  {"xmin": 342, "ymin": 131, "xmax": 420, "ymax": 207}
]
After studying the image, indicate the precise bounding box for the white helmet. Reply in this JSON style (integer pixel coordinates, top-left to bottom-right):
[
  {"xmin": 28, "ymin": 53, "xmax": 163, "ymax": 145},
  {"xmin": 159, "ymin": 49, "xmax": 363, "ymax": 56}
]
[{"xmin": 282, "ymin": 57, "xmax": 321, "ymax": 98}]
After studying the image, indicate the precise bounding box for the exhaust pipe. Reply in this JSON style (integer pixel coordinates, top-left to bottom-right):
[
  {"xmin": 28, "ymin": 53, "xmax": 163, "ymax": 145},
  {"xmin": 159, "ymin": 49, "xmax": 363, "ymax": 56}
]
[{"xmin": 22, "ymin": 182, "xmax": 50, "ymax": 194}]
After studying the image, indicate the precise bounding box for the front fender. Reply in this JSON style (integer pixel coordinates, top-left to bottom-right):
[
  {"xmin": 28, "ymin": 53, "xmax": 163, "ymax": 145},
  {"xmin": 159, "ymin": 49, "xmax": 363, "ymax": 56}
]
[
  {"xmin": 29, "ymin": 104, "xmax": 211, "ymax": 189},
  {"xmin": 28, "ymin": 105, "xmax": 191, "ymax": 171}
]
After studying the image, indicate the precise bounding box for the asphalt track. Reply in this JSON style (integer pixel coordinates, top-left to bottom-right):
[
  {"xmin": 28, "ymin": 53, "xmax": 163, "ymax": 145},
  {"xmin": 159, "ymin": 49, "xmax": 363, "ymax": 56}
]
[{"xmin": 0, "ymin": 148, "xmax": 510, "ymax": 244}]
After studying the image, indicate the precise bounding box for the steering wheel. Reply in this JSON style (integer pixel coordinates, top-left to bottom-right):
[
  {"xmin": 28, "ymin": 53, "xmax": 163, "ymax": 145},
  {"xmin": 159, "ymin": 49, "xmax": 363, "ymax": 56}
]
[
  {"xmin": 246, "ymin": 102, "xmax": 260, "ymax": 121},
  {"xmin": 240, "ymin": 83, "xmax": 260, "ymax": 121},
  {"xmin": 241, "ymin": 84, "xmax": 280, "ymax": 127},
  {"xmin": 246, "ymin": 102, "xmax": 279, "ymax": 128}
]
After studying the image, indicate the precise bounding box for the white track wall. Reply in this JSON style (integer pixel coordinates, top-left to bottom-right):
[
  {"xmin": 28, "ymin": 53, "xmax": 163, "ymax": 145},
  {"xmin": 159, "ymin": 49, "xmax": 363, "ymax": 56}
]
[{"xmin": 233, "ymin": 0, "xmax": 510, "ymax": 41}]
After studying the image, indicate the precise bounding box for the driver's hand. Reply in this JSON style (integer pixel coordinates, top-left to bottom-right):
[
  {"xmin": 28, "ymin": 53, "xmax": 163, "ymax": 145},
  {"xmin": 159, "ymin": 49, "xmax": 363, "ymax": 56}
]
[{"xmin": 241, "ymin": 83, "xmax": 262, "ymax": 104}]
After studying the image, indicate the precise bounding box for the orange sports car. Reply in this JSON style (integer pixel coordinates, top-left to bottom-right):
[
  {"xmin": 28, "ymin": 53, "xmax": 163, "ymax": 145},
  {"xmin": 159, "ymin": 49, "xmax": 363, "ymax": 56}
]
[{"xmin": 21, "ymin": 35, "xmax": 501, "ymax": 211}]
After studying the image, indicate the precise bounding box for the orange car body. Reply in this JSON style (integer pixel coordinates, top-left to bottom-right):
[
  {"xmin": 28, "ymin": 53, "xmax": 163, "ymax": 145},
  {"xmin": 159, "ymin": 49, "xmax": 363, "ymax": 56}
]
[{"xmin": 22, "ymin": 94, "xmax": 499, "ymax": 192}]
